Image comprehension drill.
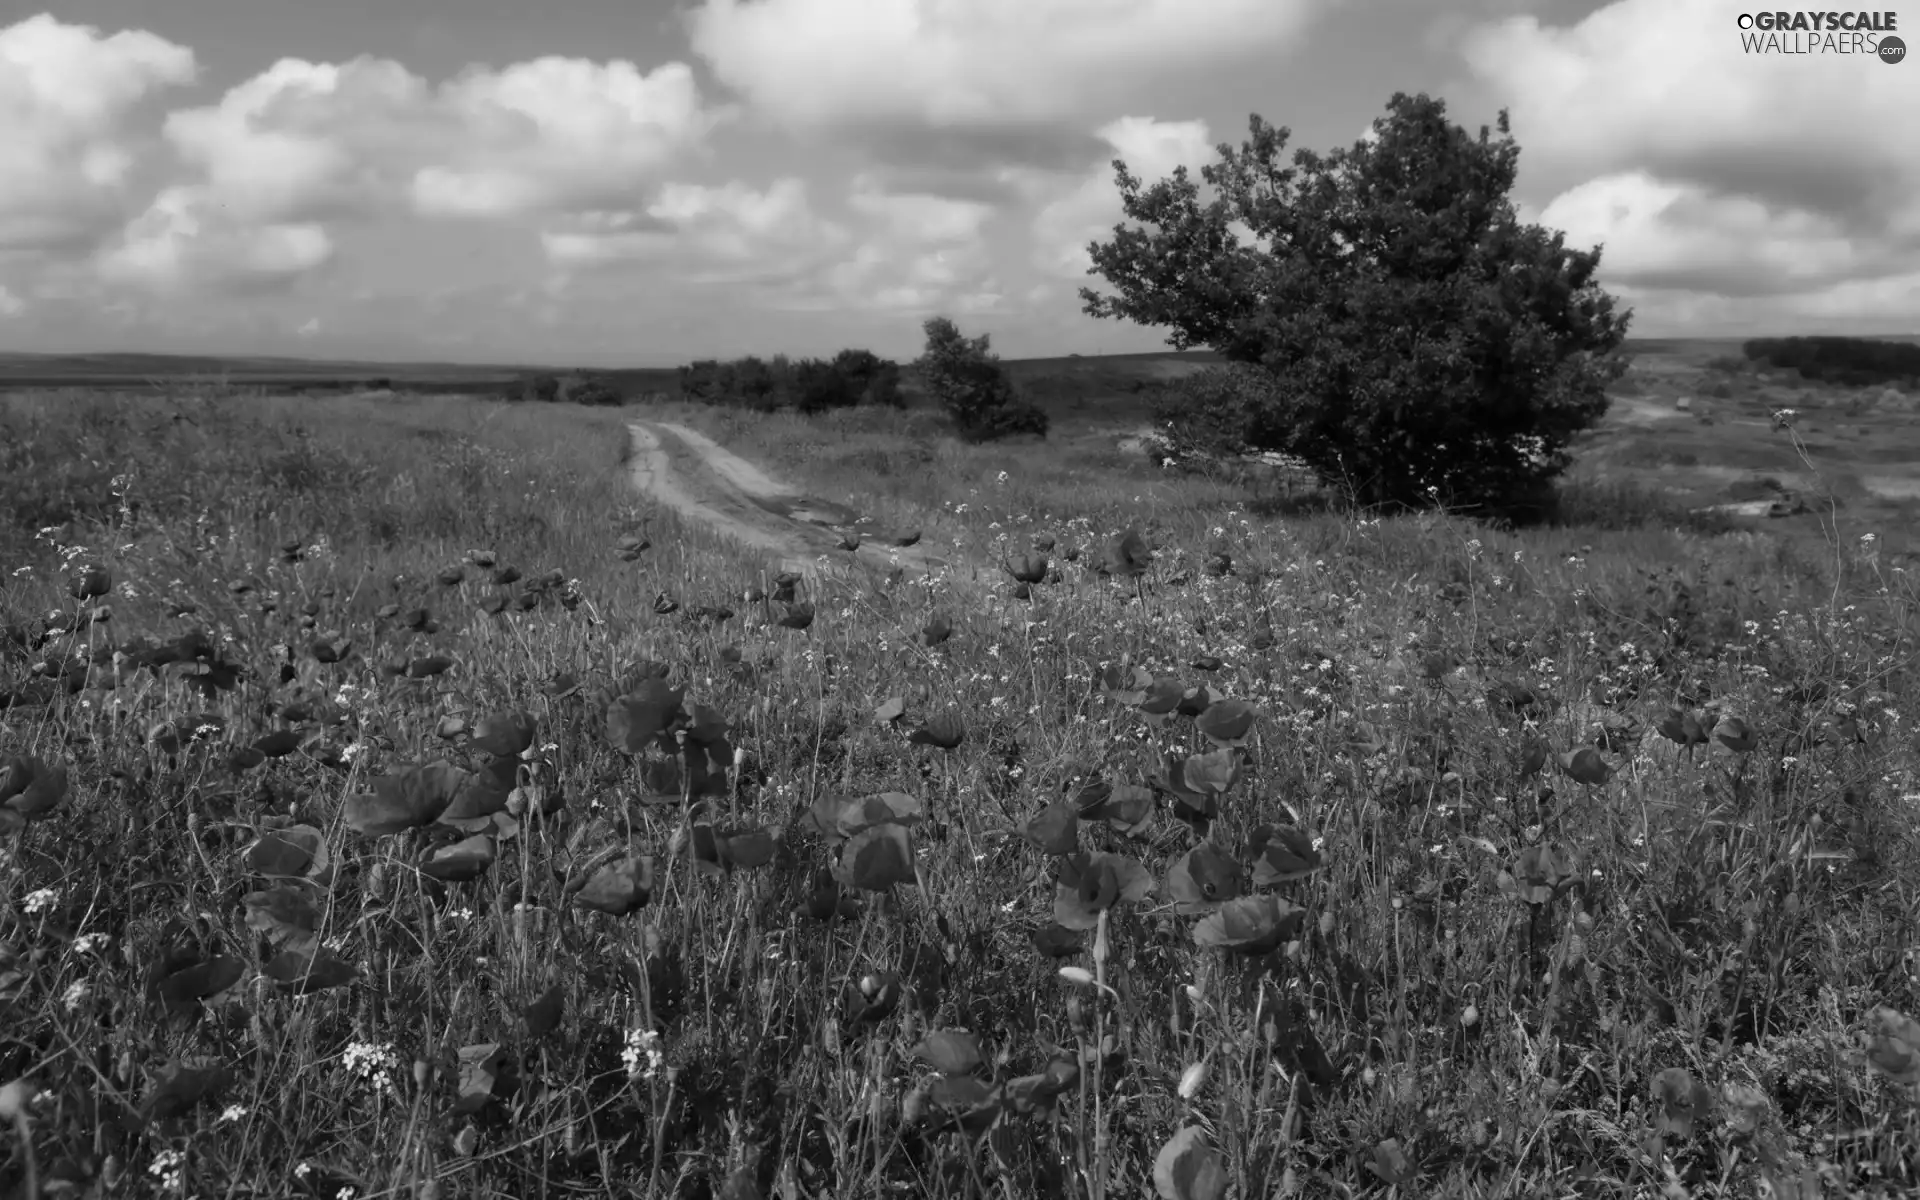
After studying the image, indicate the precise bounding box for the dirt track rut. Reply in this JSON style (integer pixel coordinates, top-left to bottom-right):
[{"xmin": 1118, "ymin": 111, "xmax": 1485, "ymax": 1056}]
[{"xmin": 624, "ymin": 421, "xmax": 954, "ymax": 583}]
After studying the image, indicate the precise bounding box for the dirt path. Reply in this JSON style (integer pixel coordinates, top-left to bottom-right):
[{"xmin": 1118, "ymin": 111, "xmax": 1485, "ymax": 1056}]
[
  {"xmin": 625, "ymin": 421, "xmax": 956, "ymax": 584},
  {"xmin": 1608, "ymin": 395, "xmax": 1692, "ymax": 428}
]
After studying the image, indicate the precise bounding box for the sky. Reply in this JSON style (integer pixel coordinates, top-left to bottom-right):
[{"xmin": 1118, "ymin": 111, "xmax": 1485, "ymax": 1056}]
[{"xmin": 0, "ymin": 0, "xmax": 1914, "ymax": 367}]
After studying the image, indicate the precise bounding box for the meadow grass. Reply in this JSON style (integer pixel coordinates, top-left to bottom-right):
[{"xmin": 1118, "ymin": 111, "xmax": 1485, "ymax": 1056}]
[{"xmin": 1, "ymin": 387, "xmax": 1918, "ymax": 1199}]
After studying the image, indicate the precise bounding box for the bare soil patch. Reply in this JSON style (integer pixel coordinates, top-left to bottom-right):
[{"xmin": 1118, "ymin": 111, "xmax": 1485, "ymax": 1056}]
[{"xmin": 626, "ymin": 421, "xmax": 956, "ymax": 583}]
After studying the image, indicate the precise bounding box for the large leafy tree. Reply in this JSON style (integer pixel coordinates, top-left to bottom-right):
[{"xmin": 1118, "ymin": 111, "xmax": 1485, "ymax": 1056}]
[{"xmin": 1082, "ymin": 92, "xmax": 1632, "ymax": 512}]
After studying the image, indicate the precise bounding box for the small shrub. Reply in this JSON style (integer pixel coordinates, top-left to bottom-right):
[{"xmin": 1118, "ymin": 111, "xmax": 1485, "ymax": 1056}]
[
  {"xmin": 1727, "ymin": 475, "xmax": 1786, "ymax": 502},
  {"xmin": 1149, "ymin": 363, "xmax": 1299, "ymax": 468},
  {"xmin": 565, "ymin": 377, "xmax": 624, "ymax": 407},
  {"xmin": 679, "ymin": 349, "xmax": 898, "ymax": 414},
  {"xmin": 794, "ymin": 353, "xmax": 902, "ymax": 415},
  {"xmin": 831, "ymin": 348, "xmax": 905, "ymax": 409},
  {"xmin": 514, "ymin": 374, "xmax": 561, "ymax": 403},
  {"xmin": 913, "ymin": 317, "xmax": 1048, "ymax": 442},
  {"xmin": 731, "ymin": 356, "xmax": 779, "ymax": 411},
  {"xmin": 962, "ymin": 397, "xmax": 1049, "ymax": 441},
  {"xmin": 1538, "ymin": 475, "xmax": 1735, "ymax": 533},
  {"xmin": 679, "ymin": 360, "xmax": 726, "ymax": 403}
]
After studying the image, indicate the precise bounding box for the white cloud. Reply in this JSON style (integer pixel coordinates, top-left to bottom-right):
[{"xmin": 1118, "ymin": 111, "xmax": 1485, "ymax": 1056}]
[
  {"xmin": 162, "ymin": 57, "xmax": 430, "ymax": 225},
  {"xmin": 1461, "ymin": 0, "xmax": 1920, "ymax": 308},
  {"xmin": 1030, "ymin": 116, "xmax": 1215, "ymax": 279},
  {"xmin": 543, "ymin": 174, "xmax": 999, "ymax": 313},
  {"xmin": 161, "ymin": 52, "xmax": 719, "ymax": 225},
  {"xmin": 0, "ymin": 283, "xmax": 24, "ymax": 317},
  {"xmin": 541, "ymin": 178, "xmax": 847, "ymax": 280},
  {"xmin": 687, "ymin": 0, "xmax": 1325, "ymax": 130},
  {"xmin": 412, "ymin": 58, "xmax": 721, "ymax": 218},
  {"xmin": 1605, "ymin": 272, "xmax": 1920, "ymax": 336},
  {"xmin": 1461, "ymin": 0, "xmax": 1909, "ymax": 199},
  {"xmin": 95, "ymin": 186, "xmax": 333, "ymax": 295},
  {"xmin": 1538, "ymin": 172, "xmax": 1880, "ymax": 298},
  {"xmin": 0, "ymin": 14, "xmax": 197, "ymax": 252},
  {"xmin": 816, "ymin": 179, "xmax": 999, "ymax": 310},
  {"xmin": 81, "ymin": 42, "xmax": 720, "ymax": 294},
  {"xmin": 847, "ymin": 184, "xmax": 994, "ymax": 245}
]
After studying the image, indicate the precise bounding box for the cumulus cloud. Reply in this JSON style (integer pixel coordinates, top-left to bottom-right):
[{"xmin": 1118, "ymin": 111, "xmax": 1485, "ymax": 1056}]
[
  {"xmin": 1538, "ymin": 172, "xmax": 1878, "ymax": 298},
  {"xmin": 687, "ymin": 0, "xmax": 1323, "ymax": 130},
  {"xmin": 411, "ymin": 58, "xmax": 721, "ymax": 217},
  {"xmin": 543, "ymin": 174, "xmax": 1001, "ymax": 314},
  {"xmin": 816, "ymin": 180, "xmax": 1001, "ymax": 310},
  {"xmin": 95, "ymin": 186, "xmax": 333, "ymax": 295},
  {"xmin": 0, "ymin": 14, "xmax": 197, "ymax": 253},
  {"xmin": 1461, "ymin": 0, "xmax": 1920, "ymax": 310},
  {"xmin": 541, "ymin": 178, "xmax": 848, "ymax": 282},
  {"xmin": 77, "ymin": 37, "xmax": 720, "ymax": 293},
  {"xmin": 849, "ymin": 185, "xmax": 995, "ymax": 244},
  {"xmin": 1462, "ymin": 1, "xmax": 1908, "ymax": 203},
  {"xmin": 1602, "ymin": 271, "xmax": 1920, "ymax": 338},
  {"xmin": 1030, "ymin": 116, "xmax": 1216, "ymax": 279},
  {"xmin": 162, "ymin": 57, "xmax": 431, "ymax": 225},
  {"xmin": 160, "ymin": 52, "xmax": 719, "ymax": 225}
]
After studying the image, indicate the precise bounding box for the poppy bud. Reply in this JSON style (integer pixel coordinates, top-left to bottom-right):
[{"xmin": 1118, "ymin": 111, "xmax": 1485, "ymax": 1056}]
[{"xmin": 1065, "ymin": 995, "xmax": 1090, "ymax": 1032}]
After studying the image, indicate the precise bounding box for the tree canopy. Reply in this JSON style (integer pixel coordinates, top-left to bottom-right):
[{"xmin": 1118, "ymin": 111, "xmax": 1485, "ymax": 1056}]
[{"xmin": 1082, "ymin": 92, "xmax": 1633, "ymax": 513}]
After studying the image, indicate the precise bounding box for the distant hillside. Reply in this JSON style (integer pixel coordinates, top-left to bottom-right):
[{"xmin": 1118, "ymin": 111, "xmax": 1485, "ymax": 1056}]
[
  {"xmin": 0, "ymin": 351, "xmax": 538, "ymax": 391},
  {"xmin": 4, "ymin": 337, "xmax": 1916, "ymax": 398},
  {"xmin": 0, "ymin": 348, "xmax": 1222, "ymax": 399}
]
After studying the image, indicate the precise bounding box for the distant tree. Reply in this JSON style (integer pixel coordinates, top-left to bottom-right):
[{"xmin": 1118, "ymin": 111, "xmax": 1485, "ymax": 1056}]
[
  {"xmin": 831, "ymin": 348, "xmax": 905, "ymax": 408},
  {"xmin": 731, "ymin": 356, "xmax": 779, "ymax": 411},
  {"xmin": 1742, "ymin": 336, "xmax": 1920, "ymax": 388},
  {"xmin": 515, "ymin": 374, "xmax": 561, "ymax": 403},
  {"xmin": 792, "ymin": 358, "xmax": 847, "ymax": 414},
  {"xmin": 913, "ymin": 318, "xmax": 1048, "ymax": 441},
  {"xmin": 679, "ymin": 349, "xmax": 905, "ymax": 413},
  {"xmin": 768, "ymin": 353, "xmax": 797, "ymax": 407},
  {"xmin": 565, "ymin": 376, "xmax": 624, "ymax": 406},
  {"xmin": 784, "ymin": 349, "xmax": 907, "ymax": 414},
  {"xmin": 866, "ymin": 360, "xmax": 904, "ymax": 408},
  {"xmin": 1082, "ymin": 91, "xmax": 1632, "ymax": 514},
  {"xmin": 678, "ymin": 360, "xmax": 724, "ymax": 402}
]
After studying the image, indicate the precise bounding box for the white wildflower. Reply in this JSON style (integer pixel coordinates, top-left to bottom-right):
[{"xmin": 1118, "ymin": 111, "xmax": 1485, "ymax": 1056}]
[
  {"xmin": 622, "ymin": 1027, "xmax": 664, "ymax": 1081},
  {"xmin": 149, "ymin": 1148, "xmax": 186, "ymax": 1191},
  {"xmin": 341, "ymin": 1041, "xmax": 399, "ymax": 1096}
]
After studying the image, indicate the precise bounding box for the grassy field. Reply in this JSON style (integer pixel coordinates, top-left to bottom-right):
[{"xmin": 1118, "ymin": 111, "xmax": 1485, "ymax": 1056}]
[{"xmin": 2, "ymin": 363, "xmax": 1919, "ymax": 1200}]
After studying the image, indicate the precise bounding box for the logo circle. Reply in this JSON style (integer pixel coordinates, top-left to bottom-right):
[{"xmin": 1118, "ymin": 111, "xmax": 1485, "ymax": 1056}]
[
  {"xmin": 1737, "ymin": 13, "xmax": 1754, "ymax": 29},
  {"xmin": 1882, "ymin": 35, "xmax": 1907, "ymax": 64}
]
